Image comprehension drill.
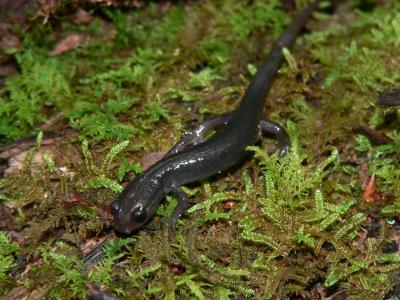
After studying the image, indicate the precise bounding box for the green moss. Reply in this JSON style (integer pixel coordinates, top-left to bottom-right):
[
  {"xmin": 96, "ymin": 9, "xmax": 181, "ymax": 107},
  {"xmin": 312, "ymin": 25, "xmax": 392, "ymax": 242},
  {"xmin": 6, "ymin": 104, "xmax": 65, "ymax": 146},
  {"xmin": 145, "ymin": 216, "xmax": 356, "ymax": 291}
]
[
  {"xmin": 0, "ymin": 232, "xmax": 20, "ymax": 280},
  {"xmin": 0, "ymin": 51, "xmax": 70, "ymax": 140},
  {"xmin": 308, "ymin": 2, "xmax": 400, "ymax": 91}
]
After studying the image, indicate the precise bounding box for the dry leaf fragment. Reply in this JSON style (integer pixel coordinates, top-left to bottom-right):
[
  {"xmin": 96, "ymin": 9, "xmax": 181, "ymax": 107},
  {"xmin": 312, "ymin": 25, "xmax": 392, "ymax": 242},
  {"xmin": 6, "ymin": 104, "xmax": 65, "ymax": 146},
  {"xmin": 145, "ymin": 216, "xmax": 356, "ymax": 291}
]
[
  {"xmin": 63, "ymin": 192, "xmax": 90, "ymax": 208},
  {"xmin": 0, "ymin": 34, "xmax": 20, "ymax": 51},
  {"xmin": 4, "ymin": 145, "xmax": 56, "ymax": 176},
  {"xmin": 353, "ymin": 126, "xmax": 392, "ymax": 145},
  {"xmin": 311, "ymin": 283, "xmax": 347, "ymax": 300},
  {"xmin": 71, "ymin": 8, "xmax": 93, "ymax": 25},
  {"xmin": 363, "ymin": 174, "xmax": 377, "ymax": 203},
  {"xmin": 0, "ymin": 133, "xmax": 56, "ymax": 160},
  {"xmin": 0, "ymin": 64, "xmax": 18, "ymax": 78},
  {"xmin": 223, "ymin": 200, "xmax": 236, "ymax": 210},
  {"xmin": 36, "ymin": 0, "xmax": 58, "ymax": 24},
  {"xmin": 51, "ymin": 34, "xmax": 85, "ymax": 56},
  {"xmin": 87, "ymin": 283, "xmax": 119, "ymax": 300},
  {"xmin": 169, "ymin": 263, "xmax": 186, "ymax": 275},
  {"xmin": 140, "ymin": 151, "xmax": 166, "ymax": 170},
  {"xmin": 81, "ymin": 235, "xmax": 110, "ymax": 255}
]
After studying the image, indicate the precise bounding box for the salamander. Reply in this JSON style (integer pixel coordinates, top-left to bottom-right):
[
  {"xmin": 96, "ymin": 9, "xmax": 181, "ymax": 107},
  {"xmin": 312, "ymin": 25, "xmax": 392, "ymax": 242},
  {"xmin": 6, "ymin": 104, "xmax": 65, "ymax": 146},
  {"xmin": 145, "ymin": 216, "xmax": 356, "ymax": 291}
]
[{"xmin": 111, "ymin": 0, "xmax": 321, "ymax": 234}]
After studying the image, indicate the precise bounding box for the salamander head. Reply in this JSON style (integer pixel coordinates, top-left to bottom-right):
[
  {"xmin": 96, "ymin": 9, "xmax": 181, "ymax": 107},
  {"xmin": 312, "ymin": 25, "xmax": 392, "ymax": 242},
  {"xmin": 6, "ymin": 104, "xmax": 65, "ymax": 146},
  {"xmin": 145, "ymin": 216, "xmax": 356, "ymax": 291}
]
[{"xmin": 111, "ymin": 175, "xmax": 163, "ymax": 234}]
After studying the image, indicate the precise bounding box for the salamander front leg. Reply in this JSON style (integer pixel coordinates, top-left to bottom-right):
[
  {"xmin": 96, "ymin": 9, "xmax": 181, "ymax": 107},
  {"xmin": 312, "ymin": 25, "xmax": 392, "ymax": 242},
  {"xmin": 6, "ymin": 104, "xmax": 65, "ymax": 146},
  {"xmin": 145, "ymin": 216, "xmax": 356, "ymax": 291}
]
[
  {"xmin": 165, "ymin": 111, "xmax": 236, "ymax": 156},
  {"xmin": 166, "ymin": 185, "xmax": 191, "ymax": 230},
  {"xmin": 260, "ymin": 120, "xmax": 290, "ymax": 156}
]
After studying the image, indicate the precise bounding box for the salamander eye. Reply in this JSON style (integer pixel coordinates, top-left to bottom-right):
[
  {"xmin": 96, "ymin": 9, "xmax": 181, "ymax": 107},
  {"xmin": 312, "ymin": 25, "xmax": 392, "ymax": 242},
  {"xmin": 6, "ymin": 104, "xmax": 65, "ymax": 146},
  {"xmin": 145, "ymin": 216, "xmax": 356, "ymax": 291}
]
[
  {"xmin": 131, "ymin": 207, "xmax": 147, "ymax": 223},
  {"xmin": 111, "ymin": 201, "xmax": 121, "ymax": 215}
]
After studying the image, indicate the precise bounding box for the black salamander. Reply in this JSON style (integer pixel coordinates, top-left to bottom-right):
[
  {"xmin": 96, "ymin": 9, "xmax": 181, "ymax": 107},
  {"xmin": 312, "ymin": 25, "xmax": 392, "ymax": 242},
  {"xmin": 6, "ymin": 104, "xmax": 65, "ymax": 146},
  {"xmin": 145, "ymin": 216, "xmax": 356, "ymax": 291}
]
[{"xmin": 112, "ymin": 0, "xmax": 321, "ymax": 234}]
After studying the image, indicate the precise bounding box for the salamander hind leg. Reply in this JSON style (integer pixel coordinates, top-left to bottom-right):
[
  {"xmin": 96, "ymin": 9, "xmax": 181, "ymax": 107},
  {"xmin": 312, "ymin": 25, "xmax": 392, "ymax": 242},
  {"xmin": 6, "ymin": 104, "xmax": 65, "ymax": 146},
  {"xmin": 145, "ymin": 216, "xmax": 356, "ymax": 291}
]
[{"xmin": 259, "ymin": 120, "xmax": 290, "ymax": 156}]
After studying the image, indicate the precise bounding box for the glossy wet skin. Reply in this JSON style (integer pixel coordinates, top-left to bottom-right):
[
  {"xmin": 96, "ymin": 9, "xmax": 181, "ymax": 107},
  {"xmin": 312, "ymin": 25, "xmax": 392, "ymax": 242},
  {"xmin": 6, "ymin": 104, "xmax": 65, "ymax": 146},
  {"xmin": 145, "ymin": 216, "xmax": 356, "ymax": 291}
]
[
  {"xmin": 111, "ymin": 0, "xmax": 321, "ymax": 234},
  {"xmin": 112, "ymin": 174, "xmax": 164, "ymax": 233},
  {"xmin": 111, "ymin": 123, "xmax": 258, "ymax": 233}
]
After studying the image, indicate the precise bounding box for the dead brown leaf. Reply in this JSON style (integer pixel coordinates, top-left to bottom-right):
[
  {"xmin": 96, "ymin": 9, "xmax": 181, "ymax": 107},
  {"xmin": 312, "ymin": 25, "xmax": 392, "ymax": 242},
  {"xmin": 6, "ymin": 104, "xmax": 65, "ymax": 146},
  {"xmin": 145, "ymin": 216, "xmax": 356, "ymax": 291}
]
[
  {"xmin": 223, "ymin": 200, "xmax": 236, "ymax": 210},
  {"xmin": 140, "ymin": 151, "xmax": 166, "ymax": 170},
  {"xmin": 311, "ymin": 283, "xmax": 347, "ymax": 300},
  {"xmin": 353, "ymin": 126, "xmax": 392, "ymax": 145},
  {"xmin": 51, "ymin": 34, "xmax": 85, "ymax": 56},
  {"xmin": 363, "ymin": 174, "xmax": 379, "ymax": 203},
  {"xmin": 71, "ymin": 8, "xmax": 93, "ymax": 25},
  {"xmin": 84, "ymin": 0, "xmax": 144, "ymax": 8},
  {"xmin": 0, "ymin": 285, "xmax": 47, "ymax": 300},
  {"xmin": 0, "ymin": 64, "xmax": 18, "ymax": 77},
  {"xmin": 0, "ymin": 133, "xmax": 57, "ymax": 159},
  {"xmin": 62, "ymin": 191, "xmax": 90, "ymax": 208},
  {"xmin": 39, "ymin": 112, "xmax": 65, "ymax": 130},
  {"xmin": 4, "ymin": 144, "xmax": 57, "ymax": 176},
  {"xmin": 87, "ymin": 284, "xmax": 119, "ymax": 300},
  {"xmin": 0, "ymin": 34, "xmax": 21, "ymax": 50},
  {"xmin": 35, "ymin": 0, "xmax": 58, "ymax": 24},
  {"xmin": 81, "ymin": 235, "xmax": 111, "ymax": 255}
]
